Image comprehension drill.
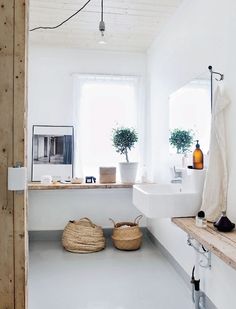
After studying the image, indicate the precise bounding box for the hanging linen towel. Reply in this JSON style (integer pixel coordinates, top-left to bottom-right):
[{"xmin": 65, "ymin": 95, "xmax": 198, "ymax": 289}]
[{"xmin": 201, "ymin": 86, "xmax": 230, "ymax": 222}]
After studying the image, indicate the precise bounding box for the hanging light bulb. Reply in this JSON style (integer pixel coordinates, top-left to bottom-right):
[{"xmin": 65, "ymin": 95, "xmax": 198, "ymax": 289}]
[
  {"xmin": 99, "ymin": 21, "xmax": 106, "ymax": 44},
  {"xmin": 98, "ymin": 0, "xmax": 107, "ymax": 45}
]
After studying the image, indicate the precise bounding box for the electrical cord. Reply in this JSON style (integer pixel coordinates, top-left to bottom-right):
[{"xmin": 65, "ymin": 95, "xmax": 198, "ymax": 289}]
[
  {"xmin": 101, "ymin": 0, "xmax": 104, "ymax": 21},
  {"xmin": 191, "ymin": 266, "xmax": 195, "ymax": 281},
  {"xmin": 30, "ymin": 0, "xmax": 93, "ymax": 32}
]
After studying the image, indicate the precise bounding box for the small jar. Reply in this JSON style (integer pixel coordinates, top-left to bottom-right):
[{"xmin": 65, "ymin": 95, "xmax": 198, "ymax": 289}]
[{"xmin": 195, "ymin": 211, "xmax": 207, "ymax": 228}]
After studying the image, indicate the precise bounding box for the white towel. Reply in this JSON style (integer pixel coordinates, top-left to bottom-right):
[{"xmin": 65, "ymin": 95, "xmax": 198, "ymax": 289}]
[{"xmin": 201, "ymin": 86, "xmax": 230, "ymax": 222}]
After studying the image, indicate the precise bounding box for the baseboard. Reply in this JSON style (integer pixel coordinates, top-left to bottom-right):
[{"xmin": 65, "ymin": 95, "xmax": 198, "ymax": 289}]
[
  {"xmin": 29, "ymin": 230, "xmax": 63, "ymax": 241},
  {"xmin": 146, "ymin": 230, "xmax": 217, "ymax": 309},
  {"xmin": 29, "ymin": 227, "xmax": 147, "ymax": 241}
]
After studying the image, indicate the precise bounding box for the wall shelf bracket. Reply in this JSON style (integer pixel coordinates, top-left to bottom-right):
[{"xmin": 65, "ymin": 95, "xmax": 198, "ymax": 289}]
[{"xmin": 187, "ymin": 235, "xmax": 212, "ymax": 269}]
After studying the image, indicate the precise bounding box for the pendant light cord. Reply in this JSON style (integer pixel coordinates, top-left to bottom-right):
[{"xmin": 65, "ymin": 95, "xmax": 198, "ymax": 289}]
[
  {"xmin": 101, "ymin": 0, "xmax": 104, "ymax": 22},
  {"xmin": 30, "ymin": 0, "xmax": 93, "ymax": 32}
]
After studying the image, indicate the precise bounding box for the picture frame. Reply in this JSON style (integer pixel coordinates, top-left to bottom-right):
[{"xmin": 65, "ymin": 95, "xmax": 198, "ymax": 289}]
[{"xmin": 31, "ymin": 125, "xmax": 74, "ymax": 182}]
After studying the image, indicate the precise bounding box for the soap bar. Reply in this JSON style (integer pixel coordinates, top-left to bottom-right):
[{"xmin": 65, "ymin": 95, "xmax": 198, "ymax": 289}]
[{"xmin": 41, "ymin": 175, "xmax": 52, "ymax": 184}]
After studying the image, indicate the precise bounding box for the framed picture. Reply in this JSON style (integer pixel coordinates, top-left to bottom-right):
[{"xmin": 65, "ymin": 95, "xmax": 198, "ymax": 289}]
[{"xmin": 31, "ymin": 125, "xmax": 74, "ymax": 181}]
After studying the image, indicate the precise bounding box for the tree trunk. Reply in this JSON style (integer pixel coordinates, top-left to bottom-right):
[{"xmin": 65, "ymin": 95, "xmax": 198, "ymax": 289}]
[{"xmin": 125, "ymin": 149, "xmax": 129, "ymax": 162}]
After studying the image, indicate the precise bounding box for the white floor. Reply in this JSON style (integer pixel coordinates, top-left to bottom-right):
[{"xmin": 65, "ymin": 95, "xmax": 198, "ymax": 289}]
[{"xmin": 29, "ymin": 236, "xmax": 194, "ymax": 309}]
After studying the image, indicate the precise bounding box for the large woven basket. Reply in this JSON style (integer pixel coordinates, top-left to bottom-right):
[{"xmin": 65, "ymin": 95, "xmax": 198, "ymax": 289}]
[
  {"xmin": 62, "ymin": 217, "xmax": 106, "ymax": 253},
  {"xmin": 110, "ymin": 215, "xmax": 143, "ymax": 251}
]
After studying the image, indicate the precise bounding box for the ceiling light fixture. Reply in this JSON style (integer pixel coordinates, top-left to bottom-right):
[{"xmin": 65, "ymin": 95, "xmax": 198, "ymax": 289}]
[
  {"xmin": 98, "ymin": 0, "xmax": 106, "ymax": 44},
  {"xmin": 29, "ymin": 0, "xmax": 106, "ymax": 41}
]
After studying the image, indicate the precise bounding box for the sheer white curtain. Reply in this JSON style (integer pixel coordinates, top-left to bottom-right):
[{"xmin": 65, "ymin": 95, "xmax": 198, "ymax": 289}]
[{"xmin": 73, "ymin": 74, "xmax": 144, "ymax": 179}]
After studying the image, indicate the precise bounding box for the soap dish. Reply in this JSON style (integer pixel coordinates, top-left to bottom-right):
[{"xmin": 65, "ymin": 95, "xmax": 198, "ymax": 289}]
[
  {"xmin": 71, "ymin": 177, "xmax": 83, "ymax": 184},
  {"xmin": 214, "ymin": 212, "xmax": 235, "ymax": 232}
]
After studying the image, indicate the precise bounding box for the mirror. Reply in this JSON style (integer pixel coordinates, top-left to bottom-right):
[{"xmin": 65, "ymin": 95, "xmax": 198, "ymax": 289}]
[
  {"xmin": 31, "ymin": 125, "xmax": 74, "ymax": 181},
  {"xmin": 169, "ymin": 74, "xmax": 211, "ymax": 153},
  {"xmin": 169, "ymin": 73, "xmax": 211, "ymax": 167}
]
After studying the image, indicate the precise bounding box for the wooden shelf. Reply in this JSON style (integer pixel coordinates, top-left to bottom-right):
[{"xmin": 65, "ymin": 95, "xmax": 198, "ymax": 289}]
[
  {"xmin": 172, "ymin": 217, "xmax": 236, "ymax": 270},
  {"xmin": 28, "ymin": 182, "xmax": 134, "ymax": 190}
]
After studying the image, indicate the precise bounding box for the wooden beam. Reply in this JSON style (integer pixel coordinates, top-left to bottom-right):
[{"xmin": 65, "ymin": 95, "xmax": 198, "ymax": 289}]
[
  {"xmin": 0, "ymin": 1, "xmax": 15, "ymax": 307},
  {"xmin": 0, "ymin": 0, "xmax": 28, "ymax": 308},
  {"xmin": 13, "ymin": 1, "xmax": 28, "ymax": 309}
]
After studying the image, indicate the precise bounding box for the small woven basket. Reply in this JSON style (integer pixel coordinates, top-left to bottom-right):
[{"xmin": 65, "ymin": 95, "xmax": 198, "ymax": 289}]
[
  {"xmin": 62, "ymin": 217, "xmax": 106, "ymax": 253},
  {"xmin": 110, "ymin": 215, "xmax": 143, "ymax": 251}
]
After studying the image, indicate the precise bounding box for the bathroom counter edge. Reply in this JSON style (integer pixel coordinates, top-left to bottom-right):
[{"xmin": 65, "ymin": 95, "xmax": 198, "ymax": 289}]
[
  {"xmin": 172, "ymin": 217, "xmax": 236, "ymax": 270},
  {"xmin": 28, "ymin": 182, "xmax": 138, "ymax": 190}
]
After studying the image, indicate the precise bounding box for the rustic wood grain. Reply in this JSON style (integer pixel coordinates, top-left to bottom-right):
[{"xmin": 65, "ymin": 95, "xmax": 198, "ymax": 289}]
[
  {"xmin": 0, "ymin": 1, "xmax": 28, "ymax": 308},
  {"xmin": 13, "ymin": 1, "xmax": 28, "ymax": 309},
  {"xmin": 172, "ymin": 217, "xmax": 236, "ymax": 270},
  {"xmin": 0, "ymin": 1, "xmax": 15, "ymax": 307},
  {"xmin": 28, "ymin": 182, "xmax": 134, "ymax": 190}
]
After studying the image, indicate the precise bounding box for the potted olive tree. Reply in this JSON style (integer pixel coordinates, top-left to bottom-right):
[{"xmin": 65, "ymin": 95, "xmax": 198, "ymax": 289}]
[
  {"xmin": 112, "ymin": 127, "xmax": 138, "ymax": 183},
  {"xmin": 169, "ymin": 128, "xmax": 193, "ymax": 154},
  {"xmin": 169, "ymin": 128, "xmax": 194, "ymax": 168}
]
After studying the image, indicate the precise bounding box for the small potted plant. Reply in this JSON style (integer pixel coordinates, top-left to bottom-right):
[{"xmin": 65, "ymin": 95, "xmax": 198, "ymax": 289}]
[
  {"xmin": 169, "ymin": 128, "xmax": 194, "ymax": 154},
  {"xmin": 169, "ymin": 128, "xmax": 194, "ymax": 168},
  {"xmin": 112, "ymin": 127, "xmax": 138, "ymax": 183}
]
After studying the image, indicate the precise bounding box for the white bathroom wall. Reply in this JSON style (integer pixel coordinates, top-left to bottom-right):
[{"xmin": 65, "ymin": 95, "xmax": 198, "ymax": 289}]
[
  {"xmin": 147, "ymin": 1, "xmax": 236, "ymax": 308},
  {"xmin": 28, "ymin": 44, "xmax": 146, "ymax": 176},
  {"xmin": 28, "ymin": 189, "xmax": 145, "ymax": 230},
  {"xmin": 28, "ymin": 44, "xmax": 146, "ymax": 230}
]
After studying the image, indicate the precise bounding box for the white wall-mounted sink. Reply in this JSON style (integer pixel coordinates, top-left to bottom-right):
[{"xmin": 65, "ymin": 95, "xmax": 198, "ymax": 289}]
[{"xmin": 132, "ymin": 184, "xmax": 202, "ymax": 218}]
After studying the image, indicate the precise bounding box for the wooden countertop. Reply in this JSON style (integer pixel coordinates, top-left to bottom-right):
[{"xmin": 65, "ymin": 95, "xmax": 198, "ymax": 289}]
[
  {"xmin": 172, "ymin": 217, "xmax": 236, "ymax": 270},
  {"xmin": 28, "ymin": 182, "xmax": 134, "ymax": 190}
]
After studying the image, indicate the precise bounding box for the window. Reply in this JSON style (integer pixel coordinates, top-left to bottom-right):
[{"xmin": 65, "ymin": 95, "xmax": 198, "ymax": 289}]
[{"xmin": 73, "ymin": 75, "xmax": 143, "ymax": 179}]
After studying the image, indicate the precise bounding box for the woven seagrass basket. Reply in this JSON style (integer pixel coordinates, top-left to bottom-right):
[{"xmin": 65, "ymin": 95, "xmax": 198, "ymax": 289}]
[
  {"xmin": 62, "ymin": 217, "xmax": 105, "ymax": 253},
  {"xmin": 110, "ymin": 215, "xmax": 143, "ymax": 251}
]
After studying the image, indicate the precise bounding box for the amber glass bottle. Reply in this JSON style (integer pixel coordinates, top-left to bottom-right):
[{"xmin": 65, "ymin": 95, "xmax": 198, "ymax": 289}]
[{"xmin": 193, "ymin": 140, "xmax": 204, "ymax": 169}]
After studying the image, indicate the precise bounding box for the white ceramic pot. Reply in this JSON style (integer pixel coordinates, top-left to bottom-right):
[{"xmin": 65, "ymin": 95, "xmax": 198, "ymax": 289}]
[{"xmin": 119, "ymin": 162, "xmax": 138, "ymax": 184}]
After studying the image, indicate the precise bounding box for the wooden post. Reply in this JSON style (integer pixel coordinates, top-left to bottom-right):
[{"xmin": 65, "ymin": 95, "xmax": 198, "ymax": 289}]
[{"xmin": 0, "ymin": 1, "xmax": 28, "ymax": 308}]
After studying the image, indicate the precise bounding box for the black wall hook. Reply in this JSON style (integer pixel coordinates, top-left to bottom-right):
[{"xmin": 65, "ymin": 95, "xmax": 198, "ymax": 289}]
[
  {"xmin": 208, "ymin": 66, "xmax": 224, "ymax": 81},
  {"xmin": 208, "ymin": 65, "xmax": 224, "ymax": 111}
]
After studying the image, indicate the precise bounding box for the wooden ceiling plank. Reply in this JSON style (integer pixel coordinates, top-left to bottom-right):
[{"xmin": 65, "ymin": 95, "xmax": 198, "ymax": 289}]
[{"xmin": 29, "ymin": 0, "xmax": 183, "ymax": 52}]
